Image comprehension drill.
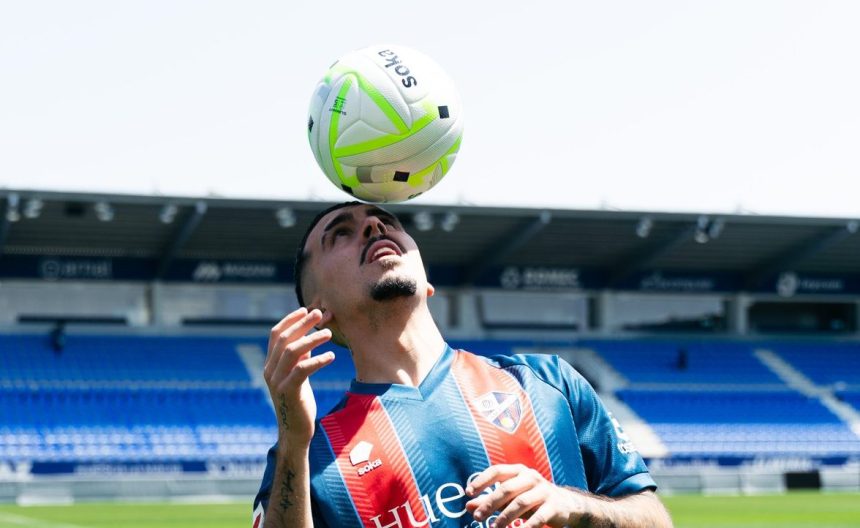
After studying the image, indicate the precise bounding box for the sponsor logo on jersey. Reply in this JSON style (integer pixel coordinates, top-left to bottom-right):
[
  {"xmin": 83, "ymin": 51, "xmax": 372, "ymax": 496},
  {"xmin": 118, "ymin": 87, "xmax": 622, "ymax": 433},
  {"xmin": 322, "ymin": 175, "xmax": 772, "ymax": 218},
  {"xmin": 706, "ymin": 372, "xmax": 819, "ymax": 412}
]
[
  {"xmin": 350, "ymin": 440, "xmax": 383, "ymax": 477},
  {"xmin": 472, "ymin": 391, "xmax": 523, "ymax": 434},
  {"xmin": 369, "ymin": 472, "xmax": 525, "ymax": 528},
  {"xmin": 609, "ymin": 413, "xmax": 638, "ymax": 455}
]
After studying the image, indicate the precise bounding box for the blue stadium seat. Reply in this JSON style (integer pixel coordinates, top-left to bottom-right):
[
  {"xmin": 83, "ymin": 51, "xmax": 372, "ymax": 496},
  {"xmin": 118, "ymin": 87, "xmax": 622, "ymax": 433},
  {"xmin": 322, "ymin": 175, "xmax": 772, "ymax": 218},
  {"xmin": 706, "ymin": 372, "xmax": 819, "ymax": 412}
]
[
  {"xmin": 582, "ymin": 339, "xmax": 785, "ymax": 385},
  {"xmin": 3, "ymin": 334, "xmax": 859, "ymax": 464},
  {"xmin": 768, "ymin": 341, "xmax": 860, "ymax": 386},
  {"xmin": 617, "ymin": 389, "xmax": 860, "ymax": 456}
]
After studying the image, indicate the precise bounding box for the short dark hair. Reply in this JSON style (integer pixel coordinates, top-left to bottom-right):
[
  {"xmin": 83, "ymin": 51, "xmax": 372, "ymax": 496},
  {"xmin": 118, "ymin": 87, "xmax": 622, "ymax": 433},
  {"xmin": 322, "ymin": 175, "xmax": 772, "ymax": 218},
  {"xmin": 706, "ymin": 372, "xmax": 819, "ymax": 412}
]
[{"xmin": 294, "ymin": 201, "xmax": 362, "ymax": 307}]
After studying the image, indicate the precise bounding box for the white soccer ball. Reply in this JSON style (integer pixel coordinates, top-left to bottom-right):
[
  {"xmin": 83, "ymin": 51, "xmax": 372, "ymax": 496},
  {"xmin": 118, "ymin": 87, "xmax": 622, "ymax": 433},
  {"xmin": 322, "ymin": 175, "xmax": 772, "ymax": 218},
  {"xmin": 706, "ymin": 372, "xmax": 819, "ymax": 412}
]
[{"xmin": 307, "ymin": 45, "xmax": 463, "ymax": 203}]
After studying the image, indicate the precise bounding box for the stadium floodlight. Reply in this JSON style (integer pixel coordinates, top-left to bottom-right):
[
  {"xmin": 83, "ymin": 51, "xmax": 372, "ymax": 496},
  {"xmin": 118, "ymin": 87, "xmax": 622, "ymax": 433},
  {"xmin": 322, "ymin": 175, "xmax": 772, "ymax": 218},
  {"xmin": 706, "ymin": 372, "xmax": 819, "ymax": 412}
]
[
  {"xmin": 94, "ymin": 201, "xmax": 114, "ymax": 222},
  {"xmin": 707, "ymin": 218, "xmax": 725, "ymax": 240},
  {"xmin": 694, "ymin": 215, "xmax": 710, "ymax": 244},
  {"xmin": 23, "ymin": 198, "xmax": 43, "ymax": 219},
  {"xmin": 275, "ymin": 207, "xmax": 296, "ymax": 228},
  {"xmin": 635, "ymin": 216, "xmax": 653, "ymax": 238},
  {"xmin": 5, "ymin": 193, "xmax": 21, "ymax": 222},
  {"xmin": 159, "ymin": 204, "xmax": 178, "ymax": 224},
  {"xmin": 440, "ymin": 212, "xmax": 459, "ymax": 232},
  {"xmin": 413, "ymin": 211, "xmax": 434, "ymax": 231}
]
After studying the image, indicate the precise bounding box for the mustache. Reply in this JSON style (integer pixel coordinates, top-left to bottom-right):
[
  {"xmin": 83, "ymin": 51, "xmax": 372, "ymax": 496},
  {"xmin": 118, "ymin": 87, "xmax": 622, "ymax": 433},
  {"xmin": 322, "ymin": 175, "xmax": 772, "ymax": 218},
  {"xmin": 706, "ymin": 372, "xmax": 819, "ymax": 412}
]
[{"xmin": 360, "ymin": 235, "xmax": 403, "ymax": 265}]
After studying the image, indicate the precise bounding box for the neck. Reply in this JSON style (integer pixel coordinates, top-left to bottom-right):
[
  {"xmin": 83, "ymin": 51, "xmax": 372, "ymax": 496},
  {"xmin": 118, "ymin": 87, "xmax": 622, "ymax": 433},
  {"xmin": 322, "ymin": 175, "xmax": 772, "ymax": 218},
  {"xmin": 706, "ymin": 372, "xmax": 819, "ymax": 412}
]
[{"xmin": 341, "ymin": 299, "xmax": 445, "ymax": 386}]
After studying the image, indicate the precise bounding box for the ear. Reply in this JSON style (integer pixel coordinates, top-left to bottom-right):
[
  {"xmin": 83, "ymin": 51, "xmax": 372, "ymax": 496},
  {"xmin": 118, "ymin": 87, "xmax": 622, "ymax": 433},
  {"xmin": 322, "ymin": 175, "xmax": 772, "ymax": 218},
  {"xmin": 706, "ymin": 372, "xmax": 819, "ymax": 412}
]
[{"xmin": 426, "ymin": 282, "xmax": 435, "ymax": 297}]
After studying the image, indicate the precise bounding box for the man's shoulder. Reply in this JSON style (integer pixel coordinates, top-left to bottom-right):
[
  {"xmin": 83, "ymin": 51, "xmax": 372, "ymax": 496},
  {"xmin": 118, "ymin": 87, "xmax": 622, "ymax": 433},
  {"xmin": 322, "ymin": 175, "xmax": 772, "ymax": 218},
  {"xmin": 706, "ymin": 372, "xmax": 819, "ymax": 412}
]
[{"xmin": 456, "ymin": 349, "xmax": 583, "ymax": 387}]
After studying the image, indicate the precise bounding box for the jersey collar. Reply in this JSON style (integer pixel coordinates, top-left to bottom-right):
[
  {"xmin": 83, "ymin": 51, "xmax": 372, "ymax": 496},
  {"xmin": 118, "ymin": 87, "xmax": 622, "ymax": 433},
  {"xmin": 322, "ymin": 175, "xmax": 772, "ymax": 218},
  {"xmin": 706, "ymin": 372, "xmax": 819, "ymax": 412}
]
[{"xmin": 347, "ymin": 343, "xmax": 455, "ymax": 401}]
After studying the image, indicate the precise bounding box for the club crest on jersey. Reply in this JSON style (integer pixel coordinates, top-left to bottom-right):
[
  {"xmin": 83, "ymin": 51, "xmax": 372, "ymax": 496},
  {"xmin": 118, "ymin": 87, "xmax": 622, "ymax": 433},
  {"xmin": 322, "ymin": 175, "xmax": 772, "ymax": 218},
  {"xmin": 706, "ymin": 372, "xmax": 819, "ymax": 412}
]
[{"xmin": 472, "ymin": 391, "xmax": 523, "ymax": 434}]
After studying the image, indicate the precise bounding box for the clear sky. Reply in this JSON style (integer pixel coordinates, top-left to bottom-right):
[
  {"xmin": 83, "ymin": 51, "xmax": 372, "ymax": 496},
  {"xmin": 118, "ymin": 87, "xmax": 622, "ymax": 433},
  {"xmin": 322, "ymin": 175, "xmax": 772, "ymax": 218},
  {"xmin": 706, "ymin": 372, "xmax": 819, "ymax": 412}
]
[{"xmin": 1, "ymin": 1, "xmax": 858, "ymax": 217}]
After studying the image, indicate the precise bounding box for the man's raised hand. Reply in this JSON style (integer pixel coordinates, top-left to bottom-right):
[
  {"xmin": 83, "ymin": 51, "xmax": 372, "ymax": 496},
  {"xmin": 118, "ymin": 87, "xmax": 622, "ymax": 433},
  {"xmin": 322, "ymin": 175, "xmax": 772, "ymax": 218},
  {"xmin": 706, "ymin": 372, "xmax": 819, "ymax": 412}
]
[{"xmin": 263, "ymin": 307, "xmax": 335, "ymax": 446}]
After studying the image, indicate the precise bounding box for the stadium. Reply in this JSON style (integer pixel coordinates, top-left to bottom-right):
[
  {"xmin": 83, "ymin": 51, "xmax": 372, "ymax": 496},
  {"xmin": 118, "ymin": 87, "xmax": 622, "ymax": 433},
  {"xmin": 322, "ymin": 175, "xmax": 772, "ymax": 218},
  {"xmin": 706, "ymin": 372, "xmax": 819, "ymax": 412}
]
[
  {"xmin": 0, "ymin": 190, "xmax": 858, "ymax": 526},
  {"xmin": 3, "ymin": 2, "xmax": 860, "ymax": 527}
]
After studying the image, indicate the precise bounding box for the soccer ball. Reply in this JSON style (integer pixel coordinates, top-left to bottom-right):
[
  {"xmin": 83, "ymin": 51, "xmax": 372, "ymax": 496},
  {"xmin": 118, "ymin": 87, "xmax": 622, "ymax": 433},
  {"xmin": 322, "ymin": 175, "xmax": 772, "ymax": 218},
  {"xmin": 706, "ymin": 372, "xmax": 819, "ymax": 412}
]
[{"xmin": 307, "ymin": 45, "xmax": 463, "ymax": 203}]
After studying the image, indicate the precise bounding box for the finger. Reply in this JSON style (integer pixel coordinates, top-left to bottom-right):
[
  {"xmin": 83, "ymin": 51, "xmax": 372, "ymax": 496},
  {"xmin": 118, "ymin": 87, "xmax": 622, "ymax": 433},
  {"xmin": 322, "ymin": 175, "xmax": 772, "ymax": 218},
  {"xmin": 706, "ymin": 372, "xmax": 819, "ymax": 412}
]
[
  {"xmin": 493, "ymin": 486, "xmax": 546, "ymax": 528},
  {"xmin": 278, "ymin": 350, "xmax": 336, "ymax": 391},
  {"xmin": 465, "ymin": 464, "xmax": 524, "ymax": 497},
  {"xmin": 519, "ymin": 503, "xmax": 554, "ymax": 528},
  {"xmin": 265, "ymin": 308, "xmax": 308, "ymax": 375},
  {"xmin": 271, "ymin": 328, "xmax": 332, "ymax": 385},
  {"xmin": 467, "ymin": 472, "xmax": 536, "ymax": 521},
  {"xmin": 279, "ymin": 309, "xmax": 324, "ymax": 350},
  {"xmin": 265, "ymin": 309, "xmax": 323, "ymax": 378},
  {"xmin": 272, "ymin": 326, "xmax": 332, "ymax": 376},
  {"xmin": 267, "ymin": 308, "xmax": 308, "ymax": 355}
]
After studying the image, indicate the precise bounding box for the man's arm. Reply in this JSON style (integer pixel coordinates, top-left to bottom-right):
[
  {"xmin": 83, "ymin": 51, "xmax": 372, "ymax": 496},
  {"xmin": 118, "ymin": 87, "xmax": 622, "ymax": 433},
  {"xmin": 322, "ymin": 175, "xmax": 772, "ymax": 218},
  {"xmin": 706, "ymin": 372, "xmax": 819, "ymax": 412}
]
[
  {"xmin": 557, "ymin": 489, "xmax": 671, "ymax": 528},
  {"xmin": 263, "ymin": 442, "xmax": 311, "ymax": 527},
  {"xmin": 260, "ymin": 308, "xmax": 335, "ymax": 528},
  {"xmin": 465, "ymin": 464, "xmax": 672, "ymax": 528}
]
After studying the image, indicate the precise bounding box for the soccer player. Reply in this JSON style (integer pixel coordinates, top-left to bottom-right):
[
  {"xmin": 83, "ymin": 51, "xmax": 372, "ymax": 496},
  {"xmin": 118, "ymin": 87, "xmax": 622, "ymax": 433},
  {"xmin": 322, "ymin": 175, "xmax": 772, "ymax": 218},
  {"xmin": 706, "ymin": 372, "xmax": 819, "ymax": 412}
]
[{"xmin": 254, "ymin": 202, "xmax": 672, "ymax": 528}]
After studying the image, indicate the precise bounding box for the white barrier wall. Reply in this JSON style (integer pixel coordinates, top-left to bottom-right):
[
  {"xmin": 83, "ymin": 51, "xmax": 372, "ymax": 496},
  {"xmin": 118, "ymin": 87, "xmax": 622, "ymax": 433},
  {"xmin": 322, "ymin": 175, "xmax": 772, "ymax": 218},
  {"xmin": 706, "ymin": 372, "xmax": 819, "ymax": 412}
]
[
  {"xmin": 152, "ymin": 283, "xmax": 297, "ymax": 326},
  {"xmin": 0, "ymin": 281, "xmax": 148, "ymax": 325}
]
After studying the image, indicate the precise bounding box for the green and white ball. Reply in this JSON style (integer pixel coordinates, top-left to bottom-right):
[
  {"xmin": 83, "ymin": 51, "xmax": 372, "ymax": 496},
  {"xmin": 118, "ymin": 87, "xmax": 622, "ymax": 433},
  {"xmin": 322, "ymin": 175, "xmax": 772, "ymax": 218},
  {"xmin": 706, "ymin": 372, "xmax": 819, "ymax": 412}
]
[{"xmin": 307, "ymin": 45, "xmax": 463, "ymax": 203}]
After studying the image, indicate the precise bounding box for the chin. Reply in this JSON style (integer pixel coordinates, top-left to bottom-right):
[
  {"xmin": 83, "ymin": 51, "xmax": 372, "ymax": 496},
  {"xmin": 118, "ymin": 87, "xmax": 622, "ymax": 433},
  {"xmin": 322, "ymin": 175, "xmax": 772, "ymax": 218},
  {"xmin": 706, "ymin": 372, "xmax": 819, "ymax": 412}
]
[{"xmin": 369, "ymin": 275, "xmax": 418, "ymax": 302}]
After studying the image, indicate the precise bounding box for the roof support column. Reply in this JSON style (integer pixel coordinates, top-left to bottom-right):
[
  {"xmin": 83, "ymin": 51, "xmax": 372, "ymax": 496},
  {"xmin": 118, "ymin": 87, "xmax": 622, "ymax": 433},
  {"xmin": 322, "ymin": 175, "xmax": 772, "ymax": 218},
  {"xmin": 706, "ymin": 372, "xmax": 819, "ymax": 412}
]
[
  {"xmin": 725, "ymin": 293, "xmax": 750, "ymax": 335},
  {"xmin": 156, "ymin": 201, "xmax": 207, "ymax": 279}
]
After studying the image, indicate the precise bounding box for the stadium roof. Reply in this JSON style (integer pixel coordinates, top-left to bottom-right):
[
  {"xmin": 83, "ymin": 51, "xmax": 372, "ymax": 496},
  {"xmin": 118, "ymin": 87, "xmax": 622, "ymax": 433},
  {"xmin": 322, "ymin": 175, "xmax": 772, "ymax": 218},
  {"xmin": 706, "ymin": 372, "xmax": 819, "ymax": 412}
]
[{"xmin": 1, "ymin": 189, "xmax": 858, "ymax": 289}]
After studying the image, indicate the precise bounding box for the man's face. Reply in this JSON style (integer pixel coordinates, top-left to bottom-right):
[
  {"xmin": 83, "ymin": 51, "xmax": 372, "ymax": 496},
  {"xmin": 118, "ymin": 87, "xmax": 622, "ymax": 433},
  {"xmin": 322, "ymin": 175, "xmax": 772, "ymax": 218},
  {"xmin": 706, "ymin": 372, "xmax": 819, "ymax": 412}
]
[{"xmin": 301, "ymin": 204, "xmax": 431, "ymax": 318}]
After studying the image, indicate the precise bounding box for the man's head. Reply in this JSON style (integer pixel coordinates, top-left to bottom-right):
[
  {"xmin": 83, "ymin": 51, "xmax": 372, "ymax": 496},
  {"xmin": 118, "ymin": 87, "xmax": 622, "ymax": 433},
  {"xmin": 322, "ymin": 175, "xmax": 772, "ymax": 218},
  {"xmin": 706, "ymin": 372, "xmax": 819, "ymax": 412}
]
[
  {"xmin": 294, "ymin": 202, "xmax": 433, "ymax": 345},
  {"xmin": 294, "ymin": 201, "xmax": 361, "ymax": 309}
]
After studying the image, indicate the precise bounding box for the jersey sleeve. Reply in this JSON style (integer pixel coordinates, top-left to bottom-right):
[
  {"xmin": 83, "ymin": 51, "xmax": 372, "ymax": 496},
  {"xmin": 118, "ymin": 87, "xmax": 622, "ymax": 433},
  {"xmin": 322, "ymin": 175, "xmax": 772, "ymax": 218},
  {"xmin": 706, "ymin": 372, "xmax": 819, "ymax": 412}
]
[
  {"xmin": 252, "ymin": 443, "xmax": 276, "ymax": 526},
  {"xmin": 549, "ymin": 356, "xmax": 657, "ymax": 497},
  {"xmin": 253, "ymin": 442, "xmax": 329, "ymax": 527}
]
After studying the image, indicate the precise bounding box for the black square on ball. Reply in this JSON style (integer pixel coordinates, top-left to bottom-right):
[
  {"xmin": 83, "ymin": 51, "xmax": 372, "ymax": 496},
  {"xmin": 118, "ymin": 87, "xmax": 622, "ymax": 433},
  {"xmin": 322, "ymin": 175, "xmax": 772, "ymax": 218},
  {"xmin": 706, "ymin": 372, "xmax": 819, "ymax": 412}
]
[
  {"xmin": 393, "ymin": 171, "xmax": 410, "ymax": 182},
  {"xmin": 438, "ymin": 105, "xmax": 450, "ymax": 119},
  {"xmin": 341, "ymin": 184, "xmax": 355, "ymax": 195}
]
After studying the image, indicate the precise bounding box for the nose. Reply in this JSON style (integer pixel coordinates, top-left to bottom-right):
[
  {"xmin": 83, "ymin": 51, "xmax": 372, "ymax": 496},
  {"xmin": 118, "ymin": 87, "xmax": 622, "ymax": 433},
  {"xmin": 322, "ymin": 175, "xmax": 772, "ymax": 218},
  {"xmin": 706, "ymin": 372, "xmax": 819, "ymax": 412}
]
[{"xmin": 362, "ymin": 216, "xmax": 387, "ymax": 239}]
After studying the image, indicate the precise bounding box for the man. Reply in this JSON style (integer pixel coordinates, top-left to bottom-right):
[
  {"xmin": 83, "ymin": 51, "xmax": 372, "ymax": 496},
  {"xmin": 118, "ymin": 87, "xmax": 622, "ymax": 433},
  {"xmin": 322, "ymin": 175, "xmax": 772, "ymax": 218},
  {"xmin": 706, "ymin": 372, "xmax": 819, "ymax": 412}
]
[{"xmin": 254, "ymin": 202, "xmax": 672, "ymax": 528}]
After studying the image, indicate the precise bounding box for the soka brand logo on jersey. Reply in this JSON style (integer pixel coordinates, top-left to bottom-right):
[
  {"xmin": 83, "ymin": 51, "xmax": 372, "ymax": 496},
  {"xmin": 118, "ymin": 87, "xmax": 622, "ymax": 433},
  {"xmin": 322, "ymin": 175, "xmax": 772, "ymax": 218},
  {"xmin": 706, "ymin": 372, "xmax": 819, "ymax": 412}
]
[
  {"xmin": 472, "ymin": 391, "xmax": 523, "ymax": 434},
  {"xmin": 350, "ymin": 440, "xmax": 383, "ymax": 477},
  {"xmin": 369, "ymin": 473, "xmax": 525, "ymax": 528}
]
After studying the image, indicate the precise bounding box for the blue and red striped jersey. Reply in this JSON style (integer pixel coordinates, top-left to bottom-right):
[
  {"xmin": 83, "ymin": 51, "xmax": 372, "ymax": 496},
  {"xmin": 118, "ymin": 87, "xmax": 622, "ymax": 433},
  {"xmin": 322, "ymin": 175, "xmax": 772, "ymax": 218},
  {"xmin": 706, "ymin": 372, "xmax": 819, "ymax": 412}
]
[{"xmin": 254, "ymin": 346, "xmax": 655, "ymax": 527}]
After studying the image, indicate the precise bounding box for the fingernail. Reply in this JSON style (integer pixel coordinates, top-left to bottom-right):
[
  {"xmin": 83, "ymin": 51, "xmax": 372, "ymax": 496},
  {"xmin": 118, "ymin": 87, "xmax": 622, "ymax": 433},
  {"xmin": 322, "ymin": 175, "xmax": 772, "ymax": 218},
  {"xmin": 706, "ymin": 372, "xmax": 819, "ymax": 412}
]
[{"xmin": 465, "ymin": 486, "xmax": 474, "ymax": 496}]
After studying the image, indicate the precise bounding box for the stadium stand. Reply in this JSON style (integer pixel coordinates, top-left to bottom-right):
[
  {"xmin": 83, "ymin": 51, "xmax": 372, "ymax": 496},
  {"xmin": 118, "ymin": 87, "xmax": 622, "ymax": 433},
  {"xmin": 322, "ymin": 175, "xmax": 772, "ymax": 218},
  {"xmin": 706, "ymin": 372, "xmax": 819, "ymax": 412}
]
[
  {"xmin": 616, "ymin": 389, "xmax": 860, "ymax": 457},
  {"xmin": 767, "ymin": 341, "xmax": 860, "ymax": 386},
  {"xmin": 581, "ymin": 339, "xmax": 860, "ymax": 459},
  {"xmin": 0, "ymin": 334, "xmax": 276, "ymax": 464},
  {"xmin": 581, "ymin": 339, "xmax": 784, "ymax": 385},
  {"xmin": 0, "ymin": 334, "xmax": 252, "ymax": 385},
  {"xmin": 5, "ymin": 333, "xmax": 859, "ymax": 466}
]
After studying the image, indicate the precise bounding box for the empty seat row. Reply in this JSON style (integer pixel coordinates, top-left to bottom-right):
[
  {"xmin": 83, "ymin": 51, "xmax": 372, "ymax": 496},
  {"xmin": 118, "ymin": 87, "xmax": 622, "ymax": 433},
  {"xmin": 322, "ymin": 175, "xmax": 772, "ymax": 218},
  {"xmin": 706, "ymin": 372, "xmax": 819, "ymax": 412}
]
[
  {"xmin": 583, "ymin": 339, "xmax": 784, "ymax": 384},
  {"xmin": 617, "ymin": 389, "xmax": 841, "ymax": 423},
  {"xmin": 0, "ymin": 334, "xmax": 253, "ymax": 383}
]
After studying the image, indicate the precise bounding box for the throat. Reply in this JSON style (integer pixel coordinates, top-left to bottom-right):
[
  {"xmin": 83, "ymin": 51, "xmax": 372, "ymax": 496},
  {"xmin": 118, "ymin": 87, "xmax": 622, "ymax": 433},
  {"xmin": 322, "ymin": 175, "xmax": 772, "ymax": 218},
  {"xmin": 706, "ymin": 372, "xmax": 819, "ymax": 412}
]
[{"xmin": 349, "ymin": 311, "xmax": 446, "ymax": 387}]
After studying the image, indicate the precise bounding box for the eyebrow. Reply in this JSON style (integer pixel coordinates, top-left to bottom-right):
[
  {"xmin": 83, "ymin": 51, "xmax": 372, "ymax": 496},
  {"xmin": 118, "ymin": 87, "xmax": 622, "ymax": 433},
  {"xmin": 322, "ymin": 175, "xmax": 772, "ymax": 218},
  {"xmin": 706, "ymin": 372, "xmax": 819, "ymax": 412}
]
[
  {"xmin": 320, "ymin": 210, "xmax": 355, "ymax": 246},
  {"xmin": 319, "ymin": 206, "xmax": 402, "ymax": 247}
]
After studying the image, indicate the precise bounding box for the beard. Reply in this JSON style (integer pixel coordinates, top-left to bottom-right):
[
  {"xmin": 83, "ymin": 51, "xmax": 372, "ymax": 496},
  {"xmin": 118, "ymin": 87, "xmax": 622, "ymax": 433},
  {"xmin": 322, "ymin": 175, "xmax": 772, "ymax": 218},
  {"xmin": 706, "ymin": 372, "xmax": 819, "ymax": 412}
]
[{"xmin": 370, "ymin": 275, "xmax": 417, "ymax": 301}]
